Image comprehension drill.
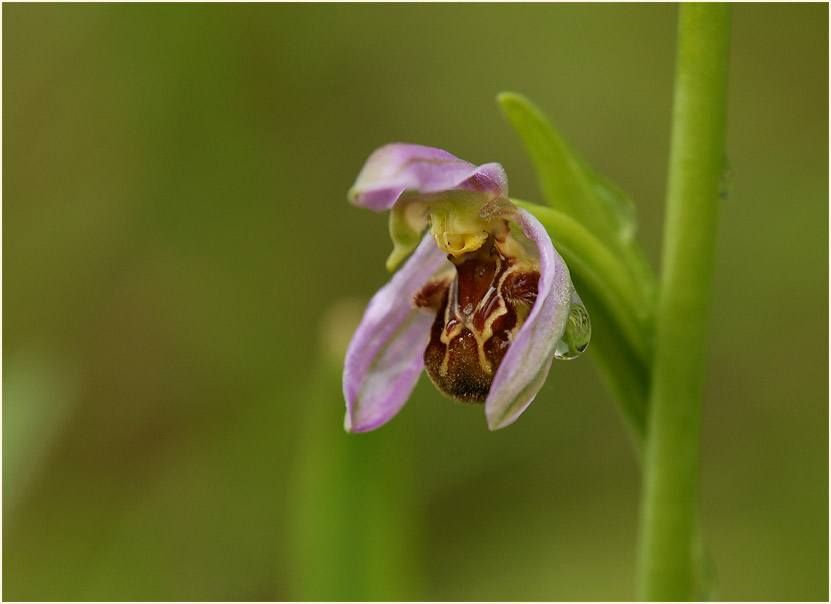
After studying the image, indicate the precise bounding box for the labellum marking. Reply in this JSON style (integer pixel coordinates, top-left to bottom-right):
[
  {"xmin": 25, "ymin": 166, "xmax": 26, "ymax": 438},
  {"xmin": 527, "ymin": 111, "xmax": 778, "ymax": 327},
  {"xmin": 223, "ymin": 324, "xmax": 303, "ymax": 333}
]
[{"xmin": 414, "ymin": 236, "xmax": 539, "ymax": 403}]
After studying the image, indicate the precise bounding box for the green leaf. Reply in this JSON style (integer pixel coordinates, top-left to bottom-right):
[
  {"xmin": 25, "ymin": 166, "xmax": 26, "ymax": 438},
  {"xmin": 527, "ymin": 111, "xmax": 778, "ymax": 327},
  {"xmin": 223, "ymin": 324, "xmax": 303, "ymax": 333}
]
[
  {"xmin": 498, "ymin": 93, "xmax": 632, "ymax": 239},
  {"xmin": 513, "ymin": 199, "xmax": 650, "ymax": 366},
  {"xmin": 577, "ymin": 286, "xmax": 648, "ymax": 453},
  {"xmin": 513, "ymin": 199, "xmax": 649, "ymax": 447},
  {"xmin": 499, "ymin": 92, "xmax": 659, "ymax": 453},
  {"xmin": 498, "ymin": 92, "xmax": 657, "ymax": 307}
]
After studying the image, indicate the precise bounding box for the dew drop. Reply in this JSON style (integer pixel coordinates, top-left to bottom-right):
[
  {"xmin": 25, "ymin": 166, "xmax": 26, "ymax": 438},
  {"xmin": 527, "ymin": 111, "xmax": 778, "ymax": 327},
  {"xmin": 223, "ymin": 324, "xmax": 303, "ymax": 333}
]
[{"xmin": 554, "ymin": 302, "xmax": 591, "ymax": 360}]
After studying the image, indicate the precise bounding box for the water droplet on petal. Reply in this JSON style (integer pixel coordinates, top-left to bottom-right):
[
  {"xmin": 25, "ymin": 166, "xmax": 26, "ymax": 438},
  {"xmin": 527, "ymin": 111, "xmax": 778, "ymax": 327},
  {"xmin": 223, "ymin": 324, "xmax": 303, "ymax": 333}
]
[{"xmin": 554, "ymin": 302, "xmax": 591, "ymax": 360}]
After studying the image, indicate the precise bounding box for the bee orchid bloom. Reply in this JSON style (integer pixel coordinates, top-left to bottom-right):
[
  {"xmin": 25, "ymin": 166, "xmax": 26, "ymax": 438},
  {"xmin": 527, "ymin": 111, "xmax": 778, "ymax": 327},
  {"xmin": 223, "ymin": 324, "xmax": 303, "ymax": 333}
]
[{"xmin": 344, "ymin": 143, "xmax": 589, "ymax": 432}]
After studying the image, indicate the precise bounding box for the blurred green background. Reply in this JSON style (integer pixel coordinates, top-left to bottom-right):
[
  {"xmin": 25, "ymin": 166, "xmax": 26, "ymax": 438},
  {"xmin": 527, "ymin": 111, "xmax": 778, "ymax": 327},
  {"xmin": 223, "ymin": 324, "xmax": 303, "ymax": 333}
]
[{"xmin": 4, "ymin": 3, "xmax": 827, "ymax": 601}]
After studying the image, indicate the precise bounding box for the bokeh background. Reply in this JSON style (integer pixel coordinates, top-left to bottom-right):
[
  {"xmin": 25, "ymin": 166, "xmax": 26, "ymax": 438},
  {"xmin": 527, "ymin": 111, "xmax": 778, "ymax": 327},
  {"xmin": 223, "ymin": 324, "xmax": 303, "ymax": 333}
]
[{"xmin": 4, "ymin": 3, "xmax": 827, "ymax": 601}]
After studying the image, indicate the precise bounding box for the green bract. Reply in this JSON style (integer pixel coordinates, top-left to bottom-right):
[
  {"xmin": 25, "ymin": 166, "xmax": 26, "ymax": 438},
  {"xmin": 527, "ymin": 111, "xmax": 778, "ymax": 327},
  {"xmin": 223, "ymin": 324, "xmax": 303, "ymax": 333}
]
[{"xmin": 499, "ymin": 92, "xmax": 657, "ymax": 446}]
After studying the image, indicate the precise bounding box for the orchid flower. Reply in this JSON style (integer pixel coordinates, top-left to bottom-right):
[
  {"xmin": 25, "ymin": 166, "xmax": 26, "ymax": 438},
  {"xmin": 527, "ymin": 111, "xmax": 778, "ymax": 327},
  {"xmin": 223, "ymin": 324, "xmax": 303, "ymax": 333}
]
[{"xmin": 343, "ymin": 143, "xmax": 589, "ymax": 432}]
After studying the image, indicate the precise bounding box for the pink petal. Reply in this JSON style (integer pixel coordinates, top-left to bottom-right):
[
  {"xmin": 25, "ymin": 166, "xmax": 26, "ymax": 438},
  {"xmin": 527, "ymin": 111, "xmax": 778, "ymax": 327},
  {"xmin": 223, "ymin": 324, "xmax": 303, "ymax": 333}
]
[
  {"xmin": 343, "ymin": 234, "xmax": 448, "ymax": 432},
  {"xmin": 348, "ymin": 143, "xmax": 508, "ymax": 212},
  {"xmin": 485, "ymin": 209, "xmax": 575, "ymax": 430}
]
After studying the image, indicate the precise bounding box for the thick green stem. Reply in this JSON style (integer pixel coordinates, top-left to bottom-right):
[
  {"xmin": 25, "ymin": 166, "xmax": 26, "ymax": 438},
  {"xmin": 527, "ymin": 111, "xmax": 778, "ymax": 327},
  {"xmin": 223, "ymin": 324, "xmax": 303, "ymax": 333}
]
[{"xmin": 636, "ymin": 4, "xmax": 730, "ymax": 601}]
